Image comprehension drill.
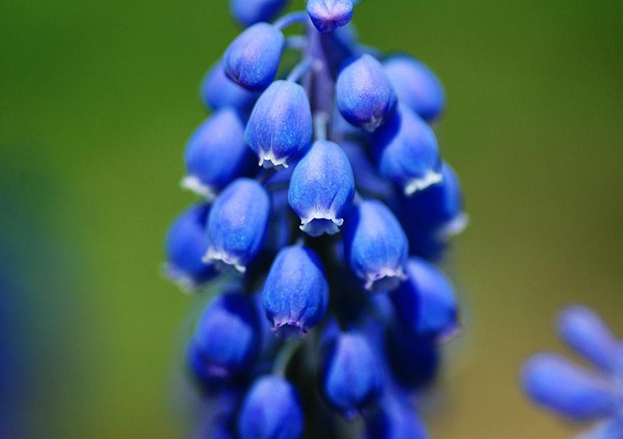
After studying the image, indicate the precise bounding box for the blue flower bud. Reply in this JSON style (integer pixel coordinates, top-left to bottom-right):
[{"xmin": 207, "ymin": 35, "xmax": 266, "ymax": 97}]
[
  {"xmin": 201, "ymin": 62, "xmax": 259, "ymax": 113},
  {"xmin": 401, "ymin": 162, "xmax": 467, "ymax": 235},
  {"xmin": 372, "ymin": 104, "xmax": 442, "ymax": 195},
  {"xmin": 390, "ymin": 258, "xmax": 458, "ymax": 339},
  {"xmin": 307, "ymin": 0, "xmax": 354, "ymax": 33},
  {"xmin": 288, "ymin": 140, "xmax": 355, "ymax": 236},
  {"xmin": 183, "ymin": 109, "xmax": 256, "ymax": 198},
  {"xmin": 165, "ymin": 204, "xmax": 216, "ymax": 289},
  {"xmin": 557, "ymin": 306, "xmax": 618, "ymax": 373},
  {"xmin": 336, "ymin": 54, "xmax": 397, "ymax": 131},
  {"xmin": 245, "ymin": 80, "xmax": 313, "ymax": 168},
  {"xmin": 342, "ymin": 200, "xmax": 408, "ymax": 292},
  {"xmin": 383, "ymin": 55, "xmax": 445, "ymax": 122},
  {"xmin": 224, "ymin": 23, "xmax": 285, "ymax": 91},
  {"xmin": 365, "ymin": 395, "xmax": 429, "ymax": 439},
  {"xmin": 320, "ymin": 331, "xmax": 384, "ymax": 418},
  {"xmin": 192, "ymin": 292, "xmax": 260, "ymax": 380},
  {"xmin": 230, "ymin": 0, "xmax": 289, "ymax": 26},
  {"xmin": 263, "ymin": 245, "xmax": 329, "ymax": 337},
  {"xmin": 385, "ymin": 325, "xmax": 439, "ymax": 390},
  {"xmin": 237, "ymin": 375, "xmax": 304, "ymax": 439},
  {"xmin": 204, "ymin": 178, "xmax": 270, "ymax": 272},
  {"xmin": 521, "ymin": 353, "xmax": 616, "ymax": 421}
]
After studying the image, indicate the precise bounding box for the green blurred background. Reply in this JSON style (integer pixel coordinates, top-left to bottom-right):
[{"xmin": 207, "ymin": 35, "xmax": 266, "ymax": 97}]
[{"xmin": 1, "ymin": 0, "xmax": 623, "ymax": 438}]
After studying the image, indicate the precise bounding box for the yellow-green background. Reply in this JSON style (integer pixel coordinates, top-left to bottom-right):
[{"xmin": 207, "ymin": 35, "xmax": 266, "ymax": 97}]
[{"xmin": 1, "ymin": 0, "xmax": 622, "ymax": 438}]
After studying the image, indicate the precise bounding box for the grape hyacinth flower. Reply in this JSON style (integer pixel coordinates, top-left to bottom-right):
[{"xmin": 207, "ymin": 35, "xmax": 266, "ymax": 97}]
[
  {"xmin": 521, "ymin": 306, "xmax": 623, "ymax": 438},
  {"xmin": 164, "ymin": 1, "xmax": 467, "ymax": 438}
]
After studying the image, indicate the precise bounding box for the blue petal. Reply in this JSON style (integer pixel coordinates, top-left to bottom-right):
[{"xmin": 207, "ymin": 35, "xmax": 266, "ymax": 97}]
[
  {"xmin": 384, "ymin": 324, "xmax": 439, "ymax": 390},
  {"xmin": 365, "ymin": 394, "xmax": 429, "ymax": 439},
  {"xmin": 230, "ymin": 0, "xmax": 289, "ymax": 26},
  {"xmin": 574, "ymin": 420, "xmax": 623, "ymax": 439},
  {"xmin": 183, "ymin": 109, "xmax": 256, "ymax": 198},
  {"xmin": 342, "ymin": 200, "xmax": 408, "ymax": 292},
  {"xmin": 400, "ymin": 162, "xmax": 467, "ymax": 236},
  {"xmin": 383, "ymin": 55, "xmax": 445, "ymax": 122},
  {"xmin": 165, "ymin": 203, "xmax": 216, "ymax": 289},
  {"xmin": 204, "ymin": 178, "xmax": 270, "ymax": 272},
  {"xmin": 390, "ymin": 258, "xmax": 458, "ymax": 339},
  {"xmin": 192, "ymin": 292, "xmax": 260, "ymax": 380},
  {"xmin": 237, "ymin": 375, "xmax": 304, "ymax": 439},
  {"xmin": 263, "ymin": 245, "xmax": 329, "ymax": 337},
  {"xmin": 341, "ymin": 139, "xmax": 395, "ymax": 199},
  {"xmin": 224, "ymin": 23, "xmax": 285, "ymax": 91},
  {"xmin": 201, "ymin": 62, "xmax": 260, "ymax": 113},
  {"xmin": 245, "ymin": 80, "xmax": 313, "ymax": 169},
  {"xmin": 521, "ymin": 353, "xmax": 616, "ymax": 421},
  {"xmin": 320, "ymin": 331, "xmax": 384, "ymax": 419},
  {"xmin": 288, "ymin": 140, "xmax": 355, "ymax": 236},
  {"xmin": 307, "ymin": 0, "xmax": 354, "ymax": 33},
  {"xmin": 372, "ymin": 104, "xmax": 442, "ymax": 195},
  {"xmin": 336, "ymin": 54, "xmax": 397, "ymax": 131},
  {"xmin": 557, "ymin": 305, "xmax": 618, "ymax": 373}
]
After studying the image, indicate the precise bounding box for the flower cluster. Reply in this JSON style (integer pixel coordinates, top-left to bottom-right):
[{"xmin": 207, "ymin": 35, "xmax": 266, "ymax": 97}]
[
  {"xmin": 521, "ymin": 306, "xmax": 623, "ymax": 439},
  {"xmin": 164, "ymin": 1, "xmax": 466, "ymax": 438}
]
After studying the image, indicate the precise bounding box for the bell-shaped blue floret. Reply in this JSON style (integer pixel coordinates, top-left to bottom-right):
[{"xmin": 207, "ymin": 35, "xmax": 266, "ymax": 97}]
[
  {"xmin": 335, "ymin": 54, "xmax": 397, "ymax": 132},
  {"xmin": 365, "ymin": 394, "xmax": 429, "ymax": 439},
  {"xmin": 183, "ymin": 109, "xmax": 256, "ymax": 198},
  {"xmin": 237, "ymin": 375, "xmax": 304, "ymax": 439},
  {"xmin": 383, "ymin": 55, "xmax": 445, "ymax": 122},
  {"xmin": 320, "ymin": 331, "xmax": 384, "ymax": 419},
  {"xmin": 192, "ymin": 292, "xmax": 260, "ymax": 380},
  {"xmin": 204, "ymin": 178, "xmax": 270, "ymax": 272},
  {"xmin": 557, "ymin": 306, "xmax": 618, "ymax": 373},
  {"xmin": 342, "ymin": 200, "xmax": 408, "ymax": 292},
  {"xmin": 307, "ymin": 0, "xmax": 353, "ymax": 33},
  {"xmin": 165, "ymin": 203, "xmax": 216, "ymax": 289},
  {"xmin": 263, "ymin": 245, "xmax": 329, "ymax": 337},
  {"xmin": 201, "ymin": 62, "xmax": 259, "ymax": 113},
  {"xmin": 288, "ymin": 140, "xmax": 355, "ymax": 236},
  {"xmin": 401, "ymin": 162, "xmax": 467, "ymax": 236},
  {"xmin": 390, "ymin": 258, "xmax": 458, "ymax": 339},
  {"xmin": 224, "ymin": 23, "xmax": 285, "ymax": 91},
  {"xmin": 230, "ymin": 0, "xmax": 289, "ymax": 26},
  {"xmin": 521, "ymin": 353, "xmax": 616, "ymax": 421},
  {"xmin": 385, "ymin": 325, "xmax": 439, "ymax": 390},
  {"xmin": 372, "ymin": 104, "xmax": 442, "ymax": 195},
  {"xmin": 246, "ymin": 80, "xmax": 313, "ymax": 168}
]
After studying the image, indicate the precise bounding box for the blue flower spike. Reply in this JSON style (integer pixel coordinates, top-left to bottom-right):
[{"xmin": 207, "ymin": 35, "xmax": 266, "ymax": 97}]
[
  {"xmin": 365, "ymin": 394, "xmax": 429, "ymax": 439},
  {"xmin": 336, "ymin": 54, "xmax": 397, "ymax": 132},
  {"xmin": 230, "ymin": 0, "xmax": 290, "ymax": 27},
  {"xmin": 373, "ymin": 104, "xmax": 442, "ymax": 195},
  {"xmin": 390, "ymin": 258, "xmax": 458, "ymax": 339},
  {"xmin": 165, "ymin": 203, "xmax": 215, "ymax": 289},
  {"xmin": 307, "ymin": 0, "xmax": 354, "ymax": 33},
  {"xmin": 320, "ymin": 331, "xmax": 384, "ymax": 419},
  {"xmin": 245, "ymin": 80, "xmax": 313, "ymax": 169},
  {"xmin": 288, "ymin": 140, "xmax": 355, "ymax": 236},
  {"xmin": 203, "ymin": 178, "xmax": 270, "ymax": 273},
  {"xmin": 192, "ymin": 292, "xmax": 260, "ymax": 380},
  {"xmin": 522, "ymin": 306, "xmax": 623, "ymax": 437},
  {"xmin": 343, "ymin": 200, "xmax": 408, "ymax": 292},
  {"xmin": 557, "ymin": 305, "xmax": 619, "ymax": 373},
  {"xmin": 383, "ymin": 55, "xmax": 445, "ymax": 122},
  {"xmin": 224, "ymin": 23, "xmax": 285, "ymax": 91},
  {"xmin": 201, "ymin": 62, "xmax": 259, "ymax": 113},
  {"xmin": 263, "ymin": 245, "xmax": 329, "ymax": 337},
  {"xmin": 237, "ymin": 375, "xmax": 304, "ymax": 439},
  {"xmin": 522, "ymin": 353, "xmax": 616, "ymax": 421},
  {"xmin": 183, "ymin": 109, "xmax": 255, "ymax": 199}
]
